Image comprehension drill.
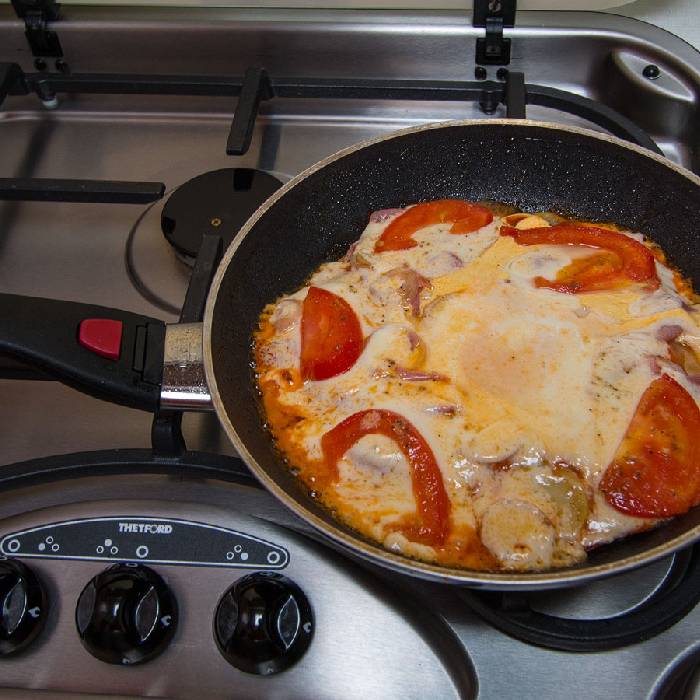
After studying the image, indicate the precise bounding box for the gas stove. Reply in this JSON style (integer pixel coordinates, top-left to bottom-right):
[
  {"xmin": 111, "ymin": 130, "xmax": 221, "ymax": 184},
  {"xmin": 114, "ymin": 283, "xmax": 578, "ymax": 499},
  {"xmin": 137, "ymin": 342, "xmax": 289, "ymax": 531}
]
[{"xmin": 1, "ymin": 6, "xmax": 700, "ymax": 699}]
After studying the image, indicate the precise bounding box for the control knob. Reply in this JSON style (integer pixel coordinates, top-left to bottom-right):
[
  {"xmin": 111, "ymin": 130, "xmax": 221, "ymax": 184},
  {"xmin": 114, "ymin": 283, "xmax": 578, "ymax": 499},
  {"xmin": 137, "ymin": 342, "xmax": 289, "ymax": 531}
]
[
  {"xmin": 76, "ymin": 563, "xmax": 176, "ymax": 665},
  {"xmin": 214, "ymin": 572, "xmax": 313, "ymax": 675},
  {"xmin": 0, "ymin": 558, "xmax": 47, "ymax": 656}
]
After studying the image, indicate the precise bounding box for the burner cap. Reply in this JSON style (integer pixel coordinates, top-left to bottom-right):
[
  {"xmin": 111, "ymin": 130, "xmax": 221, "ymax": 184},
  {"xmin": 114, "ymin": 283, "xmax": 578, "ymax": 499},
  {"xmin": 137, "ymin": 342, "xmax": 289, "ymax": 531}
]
[{"xmin": 161, "ymin": 168, "xmax": 283, "ymax": 260}]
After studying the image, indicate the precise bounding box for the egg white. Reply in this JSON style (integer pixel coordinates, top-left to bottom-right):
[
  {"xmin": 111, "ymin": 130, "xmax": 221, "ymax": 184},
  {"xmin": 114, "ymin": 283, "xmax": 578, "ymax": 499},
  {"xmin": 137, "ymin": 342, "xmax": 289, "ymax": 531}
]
[{"xmin": 256, "ymin": 207, "xmax": 700, "ymax": 570}]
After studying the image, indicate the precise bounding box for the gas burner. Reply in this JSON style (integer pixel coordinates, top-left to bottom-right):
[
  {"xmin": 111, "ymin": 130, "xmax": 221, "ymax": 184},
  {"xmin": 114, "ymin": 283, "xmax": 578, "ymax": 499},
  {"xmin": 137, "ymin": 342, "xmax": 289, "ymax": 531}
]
[
  {"xmin": 460, "ymin": 546, "xmax": 700, "ymax": 651},
  {"xmin": 161, "ymin": 168, "xmax": 284, "ymax": 263},
  {"xmin": 126, "ymin": 169, "xmax": 288, "ymax": 315}
]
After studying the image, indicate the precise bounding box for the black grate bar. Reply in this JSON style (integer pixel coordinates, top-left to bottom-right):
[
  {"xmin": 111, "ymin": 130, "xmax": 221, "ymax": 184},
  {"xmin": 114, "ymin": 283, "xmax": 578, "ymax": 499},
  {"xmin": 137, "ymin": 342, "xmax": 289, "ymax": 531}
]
[
  {"xmin": 20, "ymin": 73, "xmax": 244, "ymax": 96},
  {"xmin": 227, "ymin": 66, "xmax": 272, "ymax": 156},
  {"xmin": 525, "ymin": 84, "xmax": 663, "ymax": 155},
  {"xmin": 9, "ymin": 72, "xmax": 489, "ymax": 100},
  {"xmin": 273, "ymin": 78, "xmax": 486, "ymax": 101},
  {"xmin": 0, "ymin": 449, "xmax": 256, "ymax": 492},
  {"xmin": 0, "ymin": 64, "xmax": 662, "ymax": 158},
  {"xmin": 179, "ymin": 234, "xmax": 223, "ymax": 325},
  {"xmin": 1, "ymin": 63, "xmax": 24, "ymax": 105},
  {"xmin": 505, "ymin": 71, "xmax": 526, "ymax": 119},
  {"xmin": 0, "ymin": 178, "xmax": 165, "ymax": 203}
]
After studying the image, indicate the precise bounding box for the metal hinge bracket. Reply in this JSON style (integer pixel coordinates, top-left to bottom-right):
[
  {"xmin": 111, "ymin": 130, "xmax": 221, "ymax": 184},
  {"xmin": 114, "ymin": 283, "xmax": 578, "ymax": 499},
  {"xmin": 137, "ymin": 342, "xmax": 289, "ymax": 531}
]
[
  {"xmin": 474, "ymin": 0, "xmax": 516, "ymax": 66},
  {"xmin": 10, "ymin": 0, "xmax": 63, "ymax": 58}
]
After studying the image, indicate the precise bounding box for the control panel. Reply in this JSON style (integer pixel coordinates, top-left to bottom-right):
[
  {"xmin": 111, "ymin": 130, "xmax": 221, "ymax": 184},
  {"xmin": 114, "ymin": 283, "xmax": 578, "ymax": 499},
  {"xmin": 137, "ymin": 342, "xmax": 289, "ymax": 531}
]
[
  {"xmin": 0, "ymin": 555, "xmax": 314, "ymax": 674},
  {"xmin": 0, "ymin": 510, "xmax": 310, "ymax": 675},
  {"xmin": 0, "ymin": 494, "xmax": 466, "ymax": 700},
  {"xmin": 0, "ymin": 517, "xmax": 289, "ymax": 569}
]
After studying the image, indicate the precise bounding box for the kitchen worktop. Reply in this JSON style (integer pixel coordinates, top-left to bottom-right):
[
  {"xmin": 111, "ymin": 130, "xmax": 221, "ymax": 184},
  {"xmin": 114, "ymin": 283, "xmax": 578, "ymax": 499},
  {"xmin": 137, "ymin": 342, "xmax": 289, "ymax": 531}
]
[{"xmin": 611, "ymin": 0, "xmax": 700, "ymax": 51}]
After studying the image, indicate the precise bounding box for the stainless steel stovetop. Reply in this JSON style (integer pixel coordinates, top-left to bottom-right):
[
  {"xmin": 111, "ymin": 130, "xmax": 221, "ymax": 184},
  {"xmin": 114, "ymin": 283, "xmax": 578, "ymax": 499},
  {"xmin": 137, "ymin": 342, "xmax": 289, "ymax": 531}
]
[{"xmin": 0, "ymin": 8, "xmax": 700, "ymax": 699}]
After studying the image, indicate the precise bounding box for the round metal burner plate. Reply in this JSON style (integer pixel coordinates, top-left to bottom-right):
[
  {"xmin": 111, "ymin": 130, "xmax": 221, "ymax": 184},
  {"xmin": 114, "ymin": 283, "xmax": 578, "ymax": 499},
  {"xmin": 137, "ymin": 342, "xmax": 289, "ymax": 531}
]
[
  {"xmin": 126, "ymin": 169, "xmax": 289, "ymax": 314},
  {"xmin": 162, "ymin": 168, "xmax": 284, "ymax": 259}
]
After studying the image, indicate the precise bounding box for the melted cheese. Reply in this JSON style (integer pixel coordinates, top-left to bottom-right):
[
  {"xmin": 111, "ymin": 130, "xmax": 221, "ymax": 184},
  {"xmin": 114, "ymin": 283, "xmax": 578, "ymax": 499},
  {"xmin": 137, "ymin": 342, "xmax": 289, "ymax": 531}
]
[{"xmin": 255, "ymin": 204, "xmax": 700, "ymax": 572}]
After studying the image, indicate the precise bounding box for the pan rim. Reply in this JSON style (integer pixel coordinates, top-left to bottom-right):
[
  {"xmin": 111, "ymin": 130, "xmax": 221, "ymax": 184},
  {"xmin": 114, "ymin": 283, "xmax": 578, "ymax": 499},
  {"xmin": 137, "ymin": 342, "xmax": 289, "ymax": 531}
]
[{"xmin": 203, "ymin": 118, "xmax": 700, "ymax": 587}]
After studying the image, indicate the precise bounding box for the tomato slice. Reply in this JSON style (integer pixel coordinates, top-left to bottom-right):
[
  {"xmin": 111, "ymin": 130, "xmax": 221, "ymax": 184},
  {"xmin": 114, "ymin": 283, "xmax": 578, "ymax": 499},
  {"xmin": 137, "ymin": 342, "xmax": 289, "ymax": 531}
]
[
  {"xmin": 500, "ymin": 223, "xmax": 660, "ymax": 293},
  {"xmin": 375, "ymin": 199, "xmax": 493, "ymax": 253},
  {"xmin": 321, "ymin": 409, "xmax": 451, "ymax": 546},
  {"xmin": 600, "ymin": 375, "xmax": 700, "ymax": 518},
  {"xmin": 300, "ymin": 287, "xmax": 363, "ymax": 381}
]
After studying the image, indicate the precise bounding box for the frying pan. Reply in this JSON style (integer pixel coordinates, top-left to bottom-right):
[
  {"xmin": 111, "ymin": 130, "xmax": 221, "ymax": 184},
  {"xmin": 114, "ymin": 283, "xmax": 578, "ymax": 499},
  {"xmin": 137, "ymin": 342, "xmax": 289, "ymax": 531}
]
[{"xmin": 2, "ymin": 119, "xmax": 700, "ymax": 589}]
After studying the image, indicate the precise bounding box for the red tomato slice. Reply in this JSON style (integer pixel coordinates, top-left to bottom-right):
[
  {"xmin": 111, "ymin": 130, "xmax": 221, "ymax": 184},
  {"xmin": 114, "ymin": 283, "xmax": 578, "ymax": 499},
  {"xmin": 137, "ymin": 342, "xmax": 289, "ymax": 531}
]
[
  {"xmin": 321, "ymin": 409, "xmax": 451, "ymax": 546},
  {"xmin": 500, "ymin": 223, "xmax": 660, "ymax": 293},
  {"xmin": 300, "ymin": 287, "xmax": 363, "ymax": 381},
  {"xmin": 375, "ymin": 199, "xmax": 493, "ymax": 253},
  {"xmin": 600, "ymin": 374, "xmax": 700, "ymax": 518}
]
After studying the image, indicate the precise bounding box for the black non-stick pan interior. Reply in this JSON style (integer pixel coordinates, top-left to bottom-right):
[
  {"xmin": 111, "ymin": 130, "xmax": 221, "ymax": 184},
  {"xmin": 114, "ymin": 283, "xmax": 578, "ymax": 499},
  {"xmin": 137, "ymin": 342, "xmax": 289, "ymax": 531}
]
[{"xmin": 211, "ymin": 121, "xmax": 700, "ymax": 579}]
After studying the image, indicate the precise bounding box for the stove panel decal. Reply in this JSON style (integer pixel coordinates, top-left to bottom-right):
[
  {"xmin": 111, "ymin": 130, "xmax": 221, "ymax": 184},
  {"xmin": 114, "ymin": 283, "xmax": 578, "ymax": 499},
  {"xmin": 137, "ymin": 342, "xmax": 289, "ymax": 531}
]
[{"xmin": 0, "ymin": 517, "xmax": 289, "ymax": 569}]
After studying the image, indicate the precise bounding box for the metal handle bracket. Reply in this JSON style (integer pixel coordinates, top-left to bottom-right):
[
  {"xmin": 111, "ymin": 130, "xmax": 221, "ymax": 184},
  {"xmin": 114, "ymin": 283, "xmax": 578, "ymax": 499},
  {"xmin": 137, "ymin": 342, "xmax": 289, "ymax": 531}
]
[
  {"xmin": 10, "ymin": 0, "xmax": 63, "ymax": 58},
  {"xmin": 474, "ymin": 0, "xmax": 516, "ymax": 66},
  {"xmin": 160, "ymin": 323, "xmax": 212, "ymax": 412}
]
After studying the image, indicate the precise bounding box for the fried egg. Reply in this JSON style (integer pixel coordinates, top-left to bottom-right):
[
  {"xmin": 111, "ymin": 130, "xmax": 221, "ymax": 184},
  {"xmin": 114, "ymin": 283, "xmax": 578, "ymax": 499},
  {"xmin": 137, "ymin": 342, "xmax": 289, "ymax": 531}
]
[{"xmin": 255, "ymin": 203, "xmax": 700, "ymax": 572}]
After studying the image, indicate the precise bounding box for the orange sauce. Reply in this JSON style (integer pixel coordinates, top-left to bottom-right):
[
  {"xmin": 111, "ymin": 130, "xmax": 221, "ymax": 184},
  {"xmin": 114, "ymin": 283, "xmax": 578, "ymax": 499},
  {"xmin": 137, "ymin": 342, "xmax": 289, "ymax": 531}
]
[{"xmin": 255, "ymin": 316, "xmax": 499, "ymax": 570}]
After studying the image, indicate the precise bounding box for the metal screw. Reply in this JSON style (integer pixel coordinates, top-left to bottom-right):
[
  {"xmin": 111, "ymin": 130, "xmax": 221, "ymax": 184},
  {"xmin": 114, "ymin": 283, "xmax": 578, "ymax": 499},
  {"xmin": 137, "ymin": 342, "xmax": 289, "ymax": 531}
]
[
  {"xmin": 34, "ymin": 58, "xmax": 47, "ymax": 71},
  {"xmin": 496, "ymin": 68, "xmax": 509, "ymax": 81},
  {"xmin": 55, "ymin": 59, "xmax": 69, "ymax": 74},
  {"xmin": 475, "ymin": 66, "xmax": 487, "ymax": 81},
  {"xmin": 210, "ymin": 217, "xmax": 222, "ymax": 227},
  {"xmin": 643, "ymin": 64, "xmax": 660, "ymax": 80}
]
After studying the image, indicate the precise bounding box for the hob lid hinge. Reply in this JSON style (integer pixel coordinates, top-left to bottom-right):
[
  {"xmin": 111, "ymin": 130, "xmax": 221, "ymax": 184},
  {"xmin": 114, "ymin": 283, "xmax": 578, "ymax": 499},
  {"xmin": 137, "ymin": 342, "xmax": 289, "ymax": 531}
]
[
  {"xmin": 474, "ymin": 0, "xmax": 516, "ymax": 66},
  {"xmin": 10, "ymin": 0, "xmax": 63, "ymax": 58}
]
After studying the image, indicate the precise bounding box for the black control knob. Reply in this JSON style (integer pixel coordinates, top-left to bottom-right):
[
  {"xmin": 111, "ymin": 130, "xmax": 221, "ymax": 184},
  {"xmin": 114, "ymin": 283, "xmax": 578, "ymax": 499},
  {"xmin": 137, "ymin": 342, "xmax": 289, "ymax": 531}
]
[
  {"xmin": 0, "ymin": 558, "xmax": 47, "ymax": 656},
  {"xmin": 76, "ymin": 563, "xmax": 177, "ymax": 665},
  {"xmin": 214, "ymin": 573, "xmax": 313, "ymax": 675}
]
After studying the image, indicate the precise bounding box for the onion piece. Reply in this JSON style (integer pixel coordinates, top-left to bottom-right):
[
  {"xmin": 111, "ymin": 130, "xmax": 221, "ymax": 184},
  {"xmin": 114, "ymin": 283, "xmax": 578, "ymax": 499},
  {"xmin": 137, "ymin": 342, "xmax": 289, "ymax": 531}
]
[
  {"xmin": 372, "ymin": 364, "xmax": 447, "ymax": 383},
  {"xmin": 271, "ymin": 299, "xmax": 302, "ymax": 334},
  {"xmin": 342, "ymin": 241, "xmax": 358, "ymax": 261},
  {"xmin": 370, "ymin": 207, "xmax": 404, "ymax": 223},
  {"xmin": 656, "ymin": 324, "xmax": 684, "ymax": 342},
  {"xmin": 424, "ymin": 404, "xmax": 459, "ymax": 415},
  {"xmin": 386, "ymin": 265, "xmax": 431, "ymax": 317},
  {"xmin": 396, "ymin": 367, "xmax": 448, "ymax": 382},
  {"xmin": 407, "ymin": 329, "xmax": 423, "ymax": 351},
  {"xmin": 647, "ymin": 355, "xmax": 662, "ymax": 376}
]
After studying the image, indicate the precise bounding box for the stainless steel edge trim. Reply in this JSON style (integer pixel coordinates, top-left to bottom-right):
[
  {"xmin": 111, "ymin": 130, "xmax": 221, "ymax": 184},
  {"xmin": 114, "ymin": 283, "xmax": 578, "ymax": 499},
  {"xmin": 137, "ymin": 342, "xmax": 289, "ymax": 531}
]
[
  {"xmin": 160, "ymin": 322, "xmax": 213, "ymax": 411},
  {"xmin": 207, "ymin": 118, "xmax": 700, "ymax": 587},
  {"xmin": 2, "ymin": 10, "xmax": 699, "ymax": 88}
]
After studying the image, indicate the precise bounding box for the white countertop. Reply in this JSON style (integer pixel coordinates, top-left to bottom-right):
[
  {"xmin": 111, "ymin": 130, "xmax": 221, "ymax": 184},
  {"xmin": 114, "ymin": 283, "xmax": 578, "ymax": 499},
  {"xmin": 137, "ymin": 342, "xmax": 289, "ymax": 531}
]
[{"xmin": 610, "ymin": 0, "xmax": 700, "ymax": 50}]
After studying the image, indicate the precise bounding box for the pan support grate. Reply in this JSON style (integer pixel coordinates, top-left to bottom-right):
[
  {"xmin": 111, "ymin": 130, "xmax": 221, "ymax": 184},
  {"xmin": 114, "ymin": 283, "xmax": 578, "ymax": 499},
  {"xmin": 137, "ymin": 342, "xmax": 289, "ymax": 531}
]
[
  {"xmin": 460, "ymin": 546, "xmax": 700, "ymax": 651},
  {"xmin": 0, "ymin": 63, "xmax": 662, "ymax": 160}
]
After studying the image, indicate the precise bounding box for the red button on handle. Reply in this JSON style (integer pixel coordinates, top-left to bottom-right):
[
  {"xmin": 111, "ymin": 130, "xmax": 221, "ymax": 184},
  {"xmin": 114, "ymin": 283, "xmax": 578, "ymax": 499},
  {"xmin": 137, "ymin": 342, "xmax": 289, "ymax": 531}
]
[{"xmin": 78, "ymin": 319, "xmax": 123, "ymax": 361}]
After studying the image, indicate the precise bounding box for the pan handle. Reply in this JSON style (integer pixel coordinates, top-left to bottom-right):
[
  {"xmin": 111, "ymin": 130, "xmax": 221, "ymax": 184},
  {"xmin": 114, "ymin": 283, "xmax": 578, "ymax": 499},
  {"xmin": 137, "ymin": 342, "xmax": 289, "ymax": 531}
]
[{"xmin": 0, "ymin": 294, "xmax": 165, "ymax": 411}]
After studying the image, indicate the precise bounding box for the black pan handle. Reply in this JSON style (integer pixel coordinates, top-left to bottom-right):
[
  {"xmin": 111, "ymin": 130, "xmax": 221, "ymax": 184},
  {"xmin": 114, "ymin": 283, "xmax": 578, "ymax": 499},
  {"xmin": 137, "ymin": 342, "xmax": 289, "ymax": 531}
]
[{"xmin": 0, "ymin": 294, "xmax": 165, "ymax": 411}]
